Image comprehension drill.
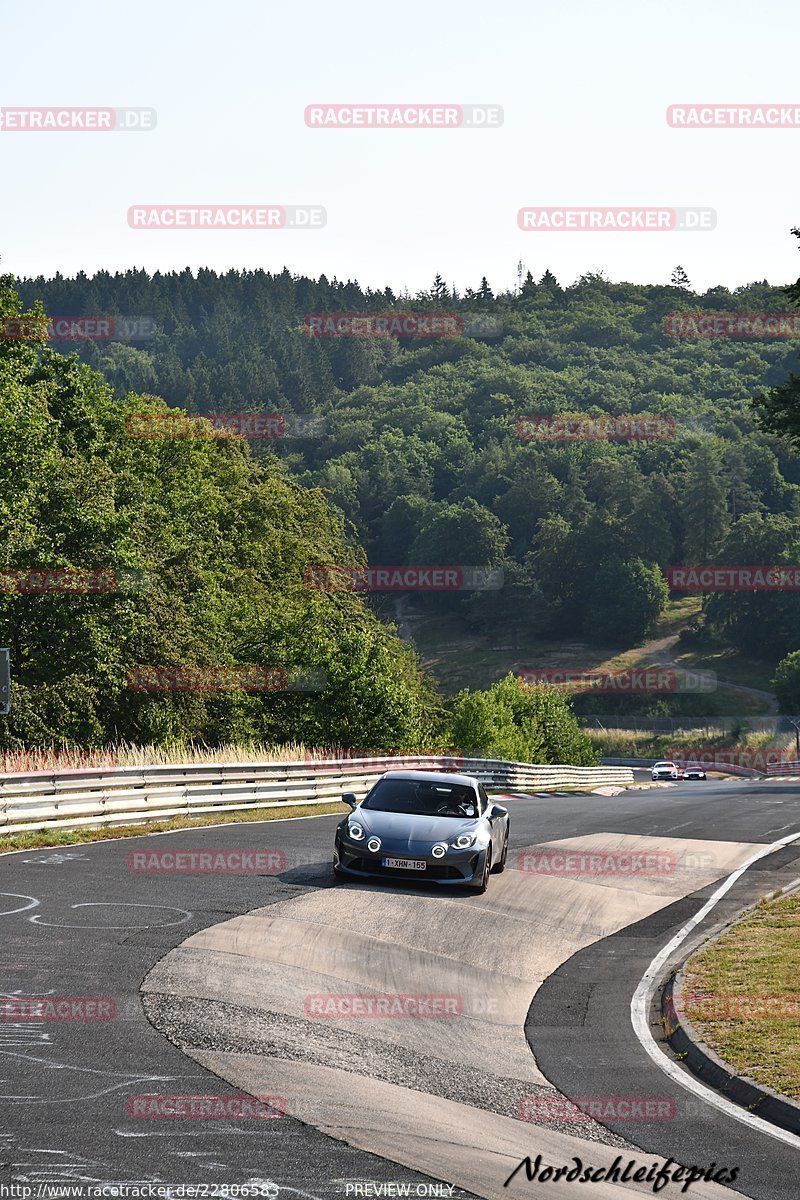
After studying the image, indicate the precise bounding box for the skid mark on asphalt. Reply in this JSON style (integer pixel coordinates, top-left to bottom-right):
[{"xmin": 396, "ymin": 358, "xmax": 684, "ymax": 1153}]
[
  {"xmin": 144, "ymin": 833, "xmax": 761, "ymax": 1199},
  {"xmin": 0, "ymin": 1048, "xmax": 203, "ymax": 1104},
  {"xmin": 0, "ymin": 893, "xmax": 40, "ymax": 916},
  {"xmin": 29, "ymin": 902, "xmax": 193, "ymax": 929}
]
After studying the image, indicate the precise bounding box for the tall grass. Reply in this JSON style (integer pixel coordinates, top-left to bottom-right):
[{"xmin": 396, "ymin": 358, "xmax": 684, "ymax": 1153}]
[
  {"xmin": 587, "ymin": 727, "xmax": 796, "ymax": 760},
  {"xmin": 0, "ymin": 741, "xmax": 447, "ymax": 774},
  {"xmin": 4, "ymin": 730, "xmax": 794, "ymax": 775}
]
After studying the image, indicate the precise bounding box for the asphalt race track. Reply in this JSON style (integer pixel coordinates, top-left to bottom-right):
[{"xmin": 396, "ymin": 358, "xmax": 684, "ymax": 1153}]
[{"xmin": 1, "ymin": 775, "xmax": 800, "ymax": 1199}]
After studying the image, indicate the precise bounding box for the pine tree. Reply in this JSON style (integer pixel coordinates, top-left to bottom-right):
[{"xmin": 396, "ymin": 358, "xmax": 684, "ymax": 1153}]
[
  {"xmin": 671, "ymin": 265, "xmax": 691, "ymax": 288},
  {"xmin": 680, "ymin": 443, "xmax": 730, "ymax": 561},
  {"xmin": 431, "ymin": 274, "xmax": 448, "ymax": 303}
]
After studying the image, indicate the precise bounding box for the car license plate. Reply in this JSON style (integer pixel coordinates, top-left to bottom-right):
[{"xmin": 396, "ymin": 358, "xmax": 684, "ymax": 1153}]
[{"xmin": 382, "ymin": 857, "xmax": 426, "ymax": 871}]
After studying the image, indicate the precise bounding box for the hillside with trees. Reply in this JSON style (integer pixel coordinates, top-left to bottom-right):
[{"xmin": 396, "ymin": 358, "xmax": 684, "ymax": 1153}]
[
  {"xmin": 10, "ymin": 250, "xmax": 800, "ymax": 733},
  {"xmin": 0, "ymin": 274, "xmax": 439, "ymax": 749}
]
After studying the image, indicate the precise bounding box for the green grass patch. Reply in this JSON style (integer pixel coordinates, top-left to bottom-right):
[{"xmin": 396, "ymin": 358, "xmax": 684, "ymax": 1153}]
[
  {"xmin": 674, "ymin": 642, "xmax": 777, "ymax": 695},
  {"xmin": 408, "ymin": 599, "xmax": 775, "ymax": 716},
  {"xmin": 683, "ymin": 894, "xmax": 800, "ymax": 1099}
]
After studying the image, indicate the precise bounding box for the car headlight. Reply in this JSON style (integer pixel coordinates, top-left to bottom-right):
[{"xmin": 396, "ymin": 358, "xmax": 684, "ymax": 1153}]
[
  {"xmin": 366, "ymin": 836, "xmax": 381, "ymax": 853},
  {"xmin": 431, "ymin": 843, "xmax": 447, "ymax": 859},
  {"xmin": 347, "ymin": 822, "xmax": 365, "ymax": 841},
  {"xmin": 451, "ymin": 833, "xmax": 476, "ymax": 850}
]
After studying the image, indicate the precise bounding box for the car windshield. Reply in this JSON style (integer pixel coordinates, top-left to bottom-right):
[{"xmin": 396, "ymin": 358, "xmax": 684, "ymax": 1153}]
[{"xmin": 362, "ymin": 778, "xmax": 478, "ymax": 817}]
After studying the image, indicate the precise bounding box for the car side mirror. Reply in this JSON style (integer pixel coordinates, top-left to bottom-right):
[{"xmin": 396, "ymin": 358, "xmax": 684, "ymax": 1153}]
[
  {"xmin": 490, "ymin": 804, "xmax": 507, "ymax": 819},
  {"xmin": 342, "ymin": 793, "xmax": 358, "ymax": 810}
]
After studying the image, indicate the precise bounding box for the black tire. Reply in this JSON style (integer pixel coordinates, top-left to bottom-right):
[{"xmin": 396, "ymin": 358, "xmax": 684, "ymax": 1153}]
[
  {"xmin": 472, "ymin": 848, "xmax": 491, "ymax": 893},
  {"xmin": 492, "ymin": 827, "xmax": 509, "ymax": 874},
  {"xmin": 333, "ymin": 862, "xmax": 346, "ymax": 882}
]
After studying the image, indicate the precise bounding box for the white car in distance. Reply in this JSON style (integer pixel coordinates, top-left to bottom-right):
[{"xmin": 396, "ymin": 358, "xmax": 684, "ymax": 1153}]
[{"xmin": 651, "ymin": 760, "xmax": 680, "ymax": 781}]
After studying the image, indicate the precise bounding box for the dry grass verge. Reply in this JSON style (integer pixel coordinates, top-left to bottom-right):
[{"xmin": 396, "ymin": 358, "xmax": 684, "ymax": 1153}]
[{"xmin": 683, "ymin": 894, "xmax": 800, "ymax": 1099}]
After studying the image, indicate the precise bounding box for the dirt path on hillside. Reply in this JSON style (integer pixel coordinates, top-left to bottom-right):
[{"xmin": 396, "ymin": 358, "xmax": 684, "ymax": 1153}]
[{"xmin": 638, "ymin": 631, "xmax": 779, "ymax": 714}]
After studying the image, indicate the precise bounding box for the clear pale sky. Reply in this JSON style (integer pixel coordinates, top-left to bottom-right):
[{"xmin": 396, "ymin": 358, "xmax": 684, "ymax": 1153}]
[{"xmin": 2, "ymin": 0, "xmax": 799, "ymax": 293}]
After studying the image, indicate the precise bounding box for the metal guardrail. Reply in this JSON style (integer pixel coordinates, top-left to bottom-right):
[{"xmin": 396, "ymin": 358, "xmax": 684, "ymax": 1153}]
[
  {"xmin": 765, "ymin": 761, "xmax": 800, "ymax": 776},
  {"xmin": 0, "ymin": 755, "xmax": 634, "ymax": 835}
]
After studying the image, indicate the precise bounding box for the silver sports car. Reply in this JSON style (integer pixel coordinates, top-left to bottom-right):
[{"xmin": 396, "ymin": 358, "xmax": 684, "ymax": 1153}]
[{"xmin": 333, "ymin": 769, "xmax": 510, "ymax": 893}]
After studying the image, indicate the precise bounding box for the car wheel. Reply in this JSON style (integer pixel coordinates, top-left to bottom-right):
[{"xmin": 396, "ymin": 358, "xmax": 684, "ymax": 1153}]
[
  {"xmin": 333, "ymin": 862, "xmax": 346, "ymax": 882},
  {"xmin": 492, "ymin": 827, "xmax": 509, "ymax": 874},
  {"xmin": 472, "ymin": 848, "xmax": 491, "ymax": 893}
]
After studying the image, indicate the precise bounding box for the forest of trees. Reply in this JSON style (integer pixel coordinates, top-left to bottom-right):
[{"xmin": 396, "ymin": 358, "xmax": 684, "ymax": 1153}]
[
  {"xmin": 0, "ymin": 274, "xmax": 440, "ymax": 749},
  {"xmin": 5, "ymin": 245, "xmax": 800, "ymax": 746}
]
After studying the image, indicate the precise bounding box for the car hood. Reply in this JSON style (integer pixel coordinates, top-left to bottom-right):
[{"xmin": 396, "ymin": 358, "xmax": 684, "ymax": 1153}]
[{"xmin": 351, "ymin": 810, "xmax": 480, "ymax": 846}]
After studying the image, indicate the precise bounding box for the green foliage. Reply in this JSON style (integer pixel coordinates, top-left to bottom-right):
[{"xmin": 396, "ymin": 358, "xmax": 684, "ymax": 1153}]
[
  {"xmin": 14, "ymin": 254, "xmax": 800, "ymax": 717},
  {"xmin": 703, "ymin": 514, "xmax": 800, "ymax": 658},
  {"xmin": 772, "ymin": 651, "xmax": 800, "ymax": 714},
  {"xmin": 587, "ymin": 557, "xmax": 669, "ymax": 643},
  {"xmin": 754, "ymin": 227, "xmax": 800, "ymax": 448},
  {"xmin": 449, "ymin": 673, "xmax": 597, "ymax": 764},
  {"xmin": 0, "ymin": 276, "xmax": 440, "ymax": 749},
  {"xmin": 409, "ymin": 498, "xmax": 508, "ymax": 567},
  {"xmin": 680, "ymin": 442, "xmax": 731, "ymax": 561}
]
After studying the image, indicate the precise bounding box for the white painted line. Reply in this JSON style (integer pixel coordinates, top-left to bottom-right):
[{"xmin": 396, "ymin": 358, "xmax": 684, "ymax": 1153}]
[{"xmin": 631, "ymin": 828, "xmax": 800, "ymax": 1149}]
